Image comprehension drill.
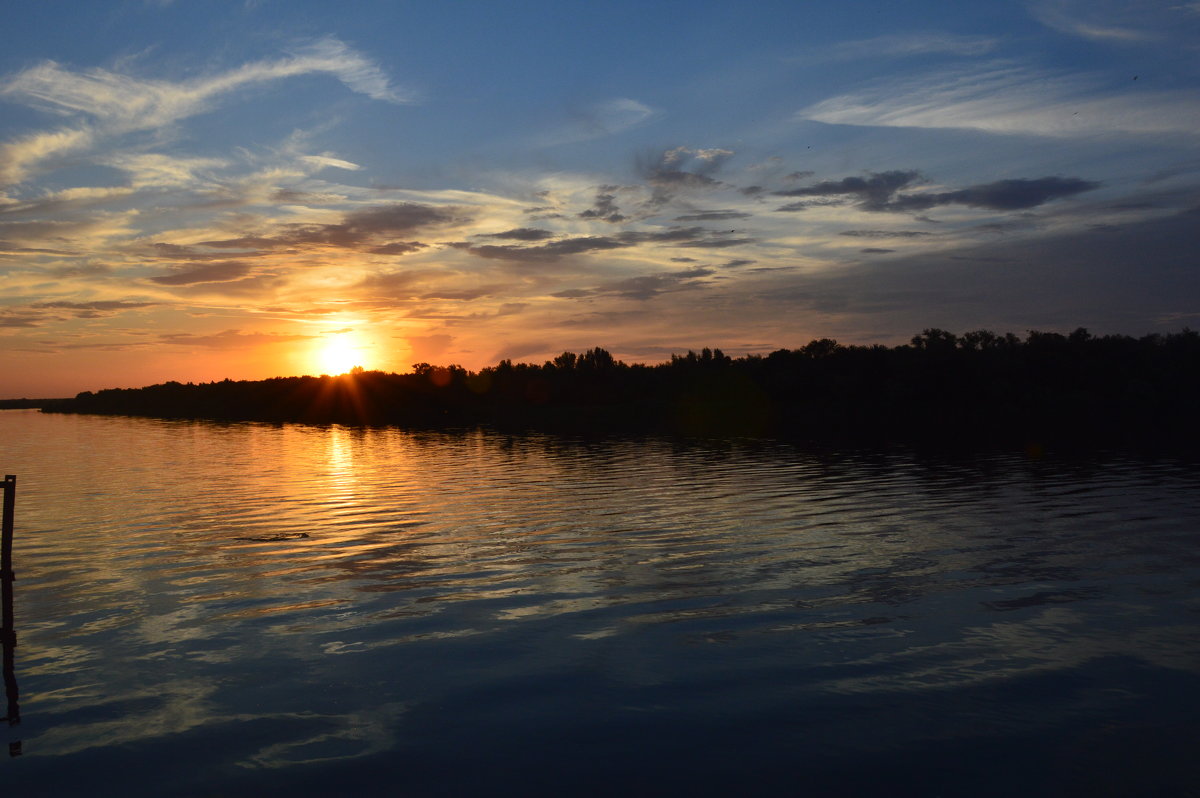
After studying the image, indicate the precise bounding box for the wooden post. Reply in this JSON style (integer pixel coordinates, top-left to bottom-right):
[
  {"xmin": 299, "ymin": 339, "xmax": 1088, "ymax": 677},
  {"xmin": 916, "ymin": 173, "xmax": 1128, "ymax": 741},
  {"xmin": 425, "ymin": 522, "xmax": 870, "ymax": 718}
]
[
  {"xmin": 2, "ymin": 474, "xmax": 18, "ymax": 733},
  {"xmin": 1, "ymin": 475, "xmax": 13, "ymax": 584}
]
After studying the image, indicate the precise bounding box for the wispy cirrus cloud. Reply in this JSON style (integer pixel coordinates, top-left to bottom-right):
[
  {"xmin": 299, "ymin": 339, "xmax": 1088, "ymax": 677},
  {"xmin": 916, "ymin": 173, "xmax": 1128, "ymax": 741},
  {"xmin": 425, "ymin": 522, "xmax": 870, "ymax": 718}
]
[
  {"xmin": 811, "ymin": 32, "xmax": 1000, "ymax": 61},
  {"xmin": 798, "ymin": 63, "xmax": 1200, "ymax": 137},
  {"xmin": 1027, "ymin": 0, "xmax": 1200, "ymax": 43},
  {"xmin": 0, "ymin": 37, "xmax": 405, "ymax": 186},
  {"xmin": 541, "ymin": 97, "xmax": 659, "ymax": 146},
  {"xmin": 0, "ymin": 37, "xmax": 407, "ymax": 125}
]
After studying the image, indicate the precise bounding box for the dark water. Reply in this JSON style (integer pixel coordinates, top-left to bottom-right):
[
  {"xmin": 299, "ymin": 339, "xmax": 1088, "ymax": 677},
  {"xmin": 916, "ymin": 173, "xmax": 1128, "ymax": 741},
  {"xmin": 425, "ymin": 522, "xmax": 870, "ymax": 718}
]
[{"xmin": 1, "ymin": 409, "xmax": 1198, "ymax": 796}]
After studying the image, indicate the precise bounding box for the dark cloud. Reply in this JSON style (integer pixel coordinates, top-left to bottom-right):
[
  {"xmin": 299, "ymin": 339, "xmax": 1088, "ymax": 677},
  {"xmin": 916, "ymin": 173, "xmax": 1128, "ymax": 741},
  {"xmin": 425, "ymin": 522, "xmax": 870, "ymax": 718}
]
[
  {"xmin": 776, "ymin": 198, "xmax": 849, "ymax": 212},
  {"xmin": 674, "ymin": 236, "xmax": 754, "ymax": 249},
  {"xmin": 183, "ymin": 237, "xmax": 278, "ymax": 252},
  {"xmin": 722, "ymin": 259, "xmax": 755, "ymax": 268},
  {"xmin": 759, "ymin": 206, "xmax": 1200, "ymax": 337},
  {"xmin": 150, "ymin": 261, "xmax": 253, "ymax": 285},
  {"xmin": 197, "ymin": 203, "xmax": 464, "ymax": 253},
  {"xmin": 776, "ymin": 172, "xmax": 1099, "ymax": 214},
  {"xmin": 636, "ymin": 147, "xmax": 734, "ymax": 209},
  {"xmin": 553, "ymin": 266, "xmax": 714, "ymax": 301},
  {"xmin": 619, "ymin": 227, "xmax": 708, "ymax": 244},
  {"xmin": 578, "ymin": 188, "xmax": 627, "ymax": 223},
  {"xmin": 738, "ymin": 186, "xmax": 764, "ymax": 196},
  {"xmin": 450, "ymin": 236, "xmax": 627, "ymax": 261},
  {"xmin": 840, "ymin": 230, "xmax": 934, "ymax": 239},
  {"xmin": 861, "ymin": 248, "xmax": 896, "ymax": 254},
  {"xmin": 159, "ymin": 330, "xmax": 311, "ymax": 349},
  {"xmin": 478, "ymin": 228, "xmax": 555, "ymax": 241},
  {"xmin": 606, "ymin": 267, "xmax": 714, "ymax": 300},
  {"xmin": 33, "ymin": 300, "xmax": 155, "ymax": 313},
  {"xmin": 369, "ymin": 241, "xmax": 426, "ymax": 255},
  {"xmin": 776, "ymin": 170, "xmax": 924, "ymax": 211},
  {"xmin": 358, "ymin": 268, "xmax": 440, "ymax": 297},
  {"xmin": 674, "ymin": 210, "xmax": 752, "ymax": 222},
  {"xmin": 0, "ymin": 312, "xmax": 42, "ymax": 328},
  {"xmin": 450, "ymin": 227, "xmax": 746, "ymax": 261},
  {"xmin": 420, "ymin": 285, "xmax": 506, "ymax": 301},
  {"xmin": 49, "ymin": 262, "xmax": 112, "ymax": 277},
  {"xmin": 0, "ymin": 240, "xmax": 74, "ymax": 255},
  {"xmin": 887, "ymin": 177, "xmax": 1101, "ymax": 212},
  {"xmin": 271, "ymin": 189, "xmax": 319, "ymax": 203}
]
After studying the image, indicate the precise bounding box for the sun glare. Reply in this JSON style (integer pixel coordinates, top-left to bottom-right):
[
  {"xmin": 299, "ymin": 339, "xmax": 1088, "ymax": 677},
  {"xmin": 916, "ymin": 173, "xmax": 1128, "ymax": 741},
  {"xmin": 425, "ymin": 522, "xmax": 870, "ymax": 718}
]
[{"xmin": 316, "ymin": 333, "xmax": 365, "ymax": 375}]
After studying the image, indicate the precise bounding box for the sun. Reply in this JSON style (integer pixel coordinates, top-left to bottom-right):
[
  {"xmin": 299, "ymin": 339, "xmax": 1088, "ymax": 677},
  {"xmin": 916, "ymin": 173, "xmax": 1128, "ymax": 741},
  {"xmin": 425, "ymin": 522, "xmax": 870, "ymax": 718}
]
[{"xmin": 315, "ymin": 333, "xmax": 365, "ymax": 375}]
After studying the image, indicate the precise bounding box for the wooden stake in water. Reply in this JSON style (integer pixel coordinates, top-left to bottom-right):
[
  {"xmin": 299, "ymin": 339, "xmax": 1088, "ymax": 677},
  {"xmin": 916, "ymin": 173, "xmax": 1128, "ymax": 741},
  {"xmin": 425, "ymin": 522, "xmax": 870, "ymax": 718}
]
[
  {"xmin": 2, "ymin": 474, "xmax": 19, "ymax": 736},
  {"xmin": 1, "ymin": 475, "xmax": 13, "ymax": 585}
]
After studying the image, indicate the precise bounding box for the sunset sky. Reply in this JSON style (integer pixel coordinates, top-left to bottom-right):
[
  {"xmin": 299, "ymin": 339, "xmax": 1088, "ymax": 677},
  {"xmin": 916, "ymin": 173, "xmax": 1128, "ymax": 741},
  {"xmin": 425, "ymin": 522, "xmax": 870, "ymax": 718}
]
[{"xmin": 2, "ymin": 0, "xmax": 1198, "ymax": 397}]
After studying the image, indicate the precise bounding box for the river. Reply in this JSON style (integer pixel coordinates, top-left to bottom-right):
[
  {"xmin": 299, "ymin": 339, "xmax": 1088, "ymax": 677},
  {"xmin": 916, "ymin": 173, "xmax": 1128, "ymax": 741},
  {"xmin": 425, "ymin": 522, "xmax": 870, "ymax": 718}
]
[{"xmin": 1, "ymin": 409, "xmax": 1198, "ymax": 795}]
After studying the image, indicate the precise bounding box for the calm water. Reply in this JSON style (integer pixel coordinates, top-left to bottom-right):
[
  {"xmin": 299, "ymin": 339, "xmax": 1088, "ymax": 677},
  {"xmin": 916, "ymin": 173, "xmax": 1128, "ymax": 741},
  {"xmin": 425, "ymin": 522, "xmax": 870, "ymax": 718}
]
[{"xmin": 1, "ymin": 409, "xmax": 1198, "ymax": 796}]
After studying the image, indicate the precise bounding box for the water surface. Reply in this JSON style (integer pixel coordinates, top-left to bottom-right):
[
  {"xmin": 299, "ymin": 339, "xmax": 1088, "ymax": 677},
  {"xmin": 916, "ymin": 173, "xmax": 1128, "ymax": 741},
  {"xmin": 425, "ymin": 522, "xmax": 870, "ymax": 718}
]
[{"xmin": 1, "ymin": 410, "xmax": 1198, "ymax": 795}]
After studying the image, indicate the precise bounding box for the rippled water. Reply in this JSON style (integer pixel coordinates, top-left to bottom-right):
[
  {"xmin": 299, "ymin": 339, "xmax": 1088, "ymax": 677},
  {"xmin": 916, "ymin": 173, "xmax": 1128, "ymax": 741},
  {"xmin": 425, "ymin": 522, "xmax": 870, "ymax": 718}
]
[{"xmin": 1, "ymin": 409, "xmax": 1199, "ymax": 796}]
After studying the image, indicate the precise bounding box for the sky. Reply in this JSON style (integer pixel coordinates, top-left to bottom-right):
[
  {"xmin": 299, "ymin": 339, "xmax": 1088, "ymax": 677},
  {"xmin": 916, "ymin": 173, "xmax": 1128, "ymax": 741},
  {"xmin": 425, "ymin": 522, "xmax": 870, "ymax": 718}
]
[{"xmin": 1, "ymin": 0, "xmax": 1199, "ymax": 396}]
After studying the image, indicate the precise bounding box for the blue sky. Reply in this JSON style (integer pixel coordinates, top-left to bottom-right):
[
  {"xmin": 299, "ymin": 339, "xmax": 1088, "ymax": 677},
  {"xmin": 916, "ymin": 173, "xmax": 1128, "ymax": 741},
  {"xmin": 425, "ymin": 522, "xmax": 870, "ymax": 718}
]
[{"xmin": 2, "ymin": 0, "xmax": 1198, "ymax": 395}]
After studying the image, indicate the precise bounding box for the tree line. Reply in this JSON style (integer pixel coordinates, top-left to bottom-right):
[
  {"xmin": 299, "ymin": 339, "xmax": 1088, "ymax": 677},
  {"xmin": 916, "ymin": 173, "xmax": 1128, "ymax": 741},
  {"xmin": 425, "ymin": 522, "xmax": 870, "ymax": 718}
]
[{"xmin": 40, "ymin": 328, "xmax": 1200, "ymax": 444}]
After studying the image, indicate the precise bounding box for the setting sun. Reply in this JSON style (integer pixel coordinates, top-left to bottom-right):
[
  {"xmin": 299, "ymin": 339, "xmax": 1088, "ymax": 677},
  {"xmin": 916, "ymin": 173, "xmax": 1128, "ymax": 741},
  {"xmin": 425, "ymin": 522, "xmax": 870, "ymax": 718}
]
[{"xmin": 315, "ymin": 333, "xmax": 366, "ymax": 375}]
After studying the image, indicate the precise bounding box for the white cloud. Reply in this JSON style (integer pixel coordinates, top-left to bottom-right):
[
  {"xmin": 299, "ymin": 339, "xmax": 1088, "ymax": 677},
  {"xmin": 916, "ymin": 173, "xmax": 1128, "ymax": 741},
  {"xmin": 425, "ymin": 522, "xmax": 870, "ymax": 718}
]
[
  {"xmin": 299, "ymin": 154, "xmax": 362, "ymax": 172},
  {"xmin": 812, "ymin": 32, "xmax": 1000, "ymax": 61},
  {"xmin": 0, "ymin": 38, "xmax": 408, "ymax": 129},
  {"xmin": 103, "ymin": 153, "xmax": 229, "ymax": 188},
  {"xmin": 540, "ymin": 97, "xmax": 659, "ymax": 146},
  {"xmin": 0, "ymin": 126, "xmax": 92, "ymax": 185},
  {"xmin": 1028, "ymin": 0, "xmax": 1200, "ymax": 43},
  {"xmin": 797, "ymin": 64, "xmax": 1200, "ymax": 137},
  {"xmin": 0, "ymin": 38, "xmax": 406, "ymax": 186}
]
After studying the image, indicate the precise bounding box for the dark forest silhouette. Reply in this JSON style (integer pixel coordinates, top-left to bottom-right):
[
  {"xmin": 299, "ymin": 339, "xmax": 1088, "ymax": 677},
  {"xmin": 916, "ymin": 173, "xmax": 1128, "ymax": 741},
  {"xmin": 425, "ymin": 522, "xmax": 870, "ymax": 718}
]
[{"xmin": 38, "ymin": 328, "xmax": 1200, "ymax": 443}]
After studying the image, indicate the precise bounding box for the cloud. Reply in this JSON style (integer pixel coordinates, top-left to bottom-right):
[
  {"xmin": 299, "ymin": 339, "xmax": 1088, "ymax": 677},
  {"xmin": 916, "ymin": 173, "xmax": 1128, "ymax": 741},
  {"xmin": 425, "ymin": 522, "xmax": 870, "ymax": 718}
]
[
  {"xmin": 451, "ymin": 225, "xmax": 753, "ymax": 262},
  {"xmin": 1028, "ymin": 0, "xmax": 1161, "ymax": 41},
  {"xmin": 369, "ymin": 241, "xmax": 426, "ymax": 256},
  {"xmin": 0, "ymin": 127, "xmax": 92, "ymax": 185},
  {"xmin": 816, "ymin": 32, "xmax": 1000, "ymax": 60},
  {"xmin": 358, "ymin": 268, "xmax": 444, "ymax": 298},
  {"xmin": 776, "ymin": 171, "xmax": 924, "ymax": 210},
  {"xmin": 299, "ymin": 154, "xmax": 362, "ymax": 172},
  {"xmin": 886, "ymin": 176, "xmax": 1101, "ymax": 211},
  {"xmin": 798, "ymin": 63, "xmax": 1200, "ymax": 137},
  {"xmin": 150, "ymin": 261, "xmax": 254, "ymax": 285},
  {"xmin": 637, "ymin": 146, "xmax": 734, "ymax": 192},
  {"xmin": 776, "ymin": 171, "xmax": 1098, "ymax": 212},
  {"xmin": 775, "ymin": 198, "xmax": 848, "ymax": 212},
  {"xmin": 32, "ymin": 300, "xmax": 155, "ymax": 313},
  {"xmin": 452, "ymin": 236, "xmax": 627, "ymax": 261},
  {"xmin": 544, "ymin": 98, "xmax": 658, "ymax": 145},
  {"xmin": 197, "ymin": 203, "xmax": 463, "ymax": 253},
  {"xmin": 674, "ymin": 210, "xmax": 752, "ymax": 221},
  {"xmin": 0, "ymin": 184, "xmax": 136, "ymax": 217},
  {"xmin": 553, "ymin": 266, "xmax": 715, "ymax": 301},
  {"xmin": 159, "ymin": 329, "xmax": 311, "ymax": 348},
  {"xmin": 0, "ymin": 309, "xmax": 45, "ymax": 327},
  {"xmin": 0, "ymin": 38, "xmax": 407, "ymax": 126},
  {"xmin": 840, "ymin": 230, "xmax": 934, "ymax": 238},
  {"xmin": 0, "ymin": 37, "xmax": 405, "ymax": 185},
  {"xmin": 578, "ymin": 188, "xmax": 627, "ymax": 223},
  {"xmin": 478, "ymin": 228, "xmax": 555, "ymax": 241}
]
